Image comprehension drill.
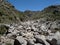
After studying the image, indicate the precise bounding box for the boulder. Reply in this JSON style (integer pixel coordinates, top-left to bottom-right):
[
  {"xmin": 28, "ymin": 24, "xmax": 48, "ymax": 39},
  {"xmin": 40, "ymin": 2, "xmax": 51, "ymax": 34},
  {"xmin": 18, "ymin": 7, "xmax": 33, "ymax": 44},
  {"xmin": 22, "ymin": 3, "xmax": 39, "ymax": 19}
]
[
  {"xmin": 34, "ymin": 43, "xmax": 42, "ymax": 45},
  {"xmin": 27, "ymin": 38, "xmax": 36, "ymax": 45},
  {"xmin": 14, "ymin": 39, "xmax": 21, "ymax": 45},
  {"xmin": 34, "ymin": 35, "xmax": 45, "ymax": 45},
  {"xmin": 16, "ymin": 36, "xmax": 27, "ymax": 45},
  {"xmin": 46, "ymin": 38, "xmax": 57, "ymax": 45}
]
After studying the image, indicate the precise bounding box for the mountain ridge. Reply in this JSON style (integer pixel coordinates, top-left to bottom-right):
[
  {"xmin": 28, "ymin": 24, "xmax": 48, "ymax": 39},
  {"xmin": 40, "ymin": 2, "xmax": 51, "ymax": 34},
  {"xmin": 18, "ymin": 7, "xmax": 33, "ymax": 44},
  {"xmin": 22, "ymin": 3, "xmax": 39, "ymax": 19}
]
[{"xmin": 0, "ymin": 0, "xmax": 60, "ymax": 24}]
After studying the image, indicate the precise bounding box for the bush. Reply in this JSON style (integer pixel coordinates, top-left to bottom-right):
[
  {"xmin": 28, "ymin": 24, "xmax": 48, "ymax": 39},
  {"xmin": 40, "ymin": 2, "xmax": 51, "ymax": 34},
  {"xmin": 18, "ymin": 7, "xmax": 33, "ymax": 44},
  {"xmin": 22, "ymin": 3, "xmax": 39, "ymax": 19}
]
[{"xmin": 0, "ymin": 25, "xmax": 9, "ymax": 35}]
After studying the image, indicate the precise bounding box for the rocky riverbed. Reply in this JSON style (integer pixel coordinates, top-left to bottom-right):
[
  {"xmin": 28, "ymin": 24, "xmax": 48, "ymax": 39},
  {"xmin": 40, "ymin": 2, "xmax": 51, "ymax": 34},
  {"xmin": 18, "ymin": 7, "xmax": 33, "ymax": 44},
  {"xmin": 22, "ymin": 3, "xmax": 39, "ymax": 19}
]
[{"xmin": 0, "ymin": 19, "xmax": 60, "ymax": 45}]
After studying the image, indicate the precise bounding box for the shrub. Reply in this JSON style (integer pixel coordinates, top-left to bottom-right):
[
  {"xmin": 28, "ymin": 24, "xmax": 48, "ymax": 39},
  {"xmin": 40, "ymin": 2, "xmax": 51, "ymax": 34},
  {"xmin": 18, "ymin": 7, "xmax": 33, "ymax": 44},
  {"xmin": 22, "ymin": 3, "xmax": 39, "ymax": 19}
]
[{"xmin": 0, "ymin": 25, "xmax": 9, "ymax": 35}]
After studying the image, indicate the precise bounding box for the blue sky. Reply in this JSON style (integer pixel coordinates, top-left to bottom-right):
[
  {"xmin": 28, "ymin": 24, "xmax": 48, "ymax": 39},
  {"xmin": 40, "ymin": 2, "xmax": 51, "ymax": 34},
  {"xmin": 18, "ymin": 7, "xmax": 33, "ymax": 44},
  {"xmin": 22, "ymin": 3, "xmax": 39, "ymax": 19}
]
[{"xmin": 8, "ymin": 0, "xmax": 60, "ymax": 11}]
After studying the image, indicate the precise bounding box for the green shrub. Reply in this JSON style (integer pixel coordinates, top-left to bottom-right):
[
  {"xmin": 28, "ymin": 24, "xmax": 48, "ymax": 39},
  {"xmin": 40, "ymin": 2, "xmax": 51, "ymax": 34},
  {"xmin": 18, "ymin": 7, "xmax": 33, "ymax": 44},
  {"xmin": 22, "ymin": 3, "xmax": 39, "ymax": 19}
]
[{"xmin": 0, "ymin": 25, "xmax": 9, "ymax": 35}]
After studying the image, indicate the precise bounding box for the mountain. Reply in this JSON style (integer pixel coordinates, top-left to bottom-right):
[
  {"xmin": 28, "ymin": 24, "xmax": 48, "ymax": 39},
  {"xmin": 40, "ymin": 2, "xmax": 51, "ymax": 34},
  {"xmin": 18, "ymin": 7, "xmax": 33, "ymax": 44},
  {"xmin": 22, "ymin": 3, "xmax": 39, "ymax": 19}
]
[
  {"xmin": 40, "ymin": 5, "xmax": 60, "ymax": 21},
  {"xmin": 0, "ymin": 0, "xmax": 27, "ymax": 24},
  {"xmin": 0, "ymin": 0, "xmax": 60, "ymax": 24}
]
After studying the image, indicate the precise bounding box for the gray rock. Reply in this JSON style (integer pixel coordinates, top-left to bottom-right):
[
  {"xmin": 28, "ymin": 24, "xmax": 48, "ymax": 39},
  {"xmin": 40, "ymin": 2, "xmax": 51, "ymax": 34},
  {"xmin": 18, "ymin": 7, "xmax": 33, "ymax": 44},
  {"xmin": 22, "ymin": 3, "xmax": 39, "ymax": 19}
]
[
  {"xmin": 27, "ymin": 38, "xmax": 36, "ymax": 45},
  {"xmin": 34, "ymin": 35, "xmax": 45, "ymax": 45},
  {"xmin": 46, "ymin": 38, "xmax": 57, "ymax": 45},
  {"xmin": 34, "ymin": 43, "xmax": 42, "ymax": 45},
  {"xmin": 57, "ymin": 39, "xmax": 60, "ymax": 45},
  {"xmin": 16, "ymin": 36, "xmax": 27, "ymax": 45},
  {"xmin": 40, "ymin": 24, "xmax": 48, "ymax": 31}
]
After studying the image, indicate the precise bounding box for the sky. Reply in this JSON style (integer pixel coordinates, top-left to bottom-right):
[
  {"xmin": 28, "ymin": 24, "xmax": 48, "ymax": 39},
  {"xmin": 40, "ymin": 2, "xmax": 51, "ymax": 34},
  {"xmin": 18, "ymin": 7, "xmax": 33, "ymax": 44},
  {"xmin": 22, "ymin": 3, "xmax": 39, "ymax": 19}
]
[{"xmin": 8, "ymin": 0, "xmax": 60, "ymax": 11}]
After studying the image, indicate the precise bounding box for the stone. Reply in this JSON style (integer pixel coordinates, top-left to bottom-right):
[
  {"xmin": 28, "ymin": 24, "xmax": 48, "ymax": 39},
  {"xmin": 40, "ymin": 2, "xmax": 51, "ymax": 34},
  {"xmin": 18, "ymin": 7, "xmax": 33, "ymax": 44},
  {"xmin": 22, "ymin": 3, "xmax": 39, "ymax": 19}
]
[
  {"xmin": 57, "ymin": 39, "xmax": 60, "ymax": 45},
  {"xmin": 34, "ymin": 43, "xmax": 42, "ymax": 45},
  {"xmin": 34, "ymin": 35, "xmax": 45, "ymax": 45},
  {"xmin": 46, "ymin": 38, "xmax": 57, "ymax": 45},
  {"xmin": 16, "ymin": 36, "xmax": 27, "ymax": 45},
  {"xmin": 34, "ymin": 35, "xmax": 46, "ymax": 40},
  {"xmin": 14, "ymin": 39, "xmax": 21, "ymax": 45},
  {"xmin": 40, "ymin": 24, "xmax": 48, "ymax": 31},
  {"xmin": 27, "ymin": 38, "xmax": 36, "ymax": 45}
]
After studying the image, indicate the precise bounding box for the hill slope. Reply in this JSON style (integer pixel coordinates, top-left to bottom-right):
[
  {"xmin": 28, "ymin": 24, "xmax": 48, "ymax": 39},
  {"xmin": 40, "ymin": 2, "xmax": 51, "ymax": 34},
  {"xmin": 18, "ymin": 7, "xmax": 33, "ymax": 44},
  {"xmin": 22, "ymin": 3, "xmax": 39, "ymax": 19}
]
[
  {"xmin": 0, "ymin": 0, "xmax": 60, "ymax": 24},
  {"xmin": 0, "ymin": 0, "xmax": 27, "ymax": 23}
]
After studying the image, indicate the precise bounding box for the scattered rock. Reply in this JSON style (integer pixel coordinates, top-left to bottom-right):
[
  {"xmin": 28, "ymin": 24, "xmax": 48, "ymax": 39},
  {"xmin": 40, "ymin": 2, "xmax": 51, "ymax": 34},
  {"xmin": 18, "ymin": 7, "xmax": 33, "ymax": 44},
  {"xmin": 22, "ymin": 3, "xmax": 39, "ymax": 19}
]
[{"xmin": 0, "ymin": 20, "xmax": 60, "ymax": 45}]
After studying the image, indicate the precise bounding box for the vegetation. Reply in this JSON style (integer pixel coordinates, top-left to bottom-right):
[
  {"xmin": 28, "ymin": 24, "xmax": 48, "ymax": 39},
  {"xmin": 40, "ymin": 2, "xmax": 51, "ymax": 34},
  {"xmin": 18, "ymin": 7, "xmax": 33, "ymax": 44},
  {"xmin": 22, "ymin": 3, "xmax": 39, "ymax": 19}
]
[{"xmin": 0, "ymin": 25, "xmax": 9, "ymax": 35}]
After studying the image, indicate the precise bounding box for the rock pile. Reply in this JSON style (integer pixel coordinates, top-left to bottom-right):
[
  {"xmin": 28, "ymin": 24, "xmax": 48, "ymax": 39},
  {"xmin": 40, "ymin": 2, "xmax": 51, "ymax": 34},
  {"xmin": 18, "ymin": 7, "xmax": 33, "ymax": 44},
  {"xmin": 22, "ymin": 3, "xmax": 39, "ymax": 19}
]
[{"xmin": 0, "ymin": 19, "xmax": 60, "ymax": 45}]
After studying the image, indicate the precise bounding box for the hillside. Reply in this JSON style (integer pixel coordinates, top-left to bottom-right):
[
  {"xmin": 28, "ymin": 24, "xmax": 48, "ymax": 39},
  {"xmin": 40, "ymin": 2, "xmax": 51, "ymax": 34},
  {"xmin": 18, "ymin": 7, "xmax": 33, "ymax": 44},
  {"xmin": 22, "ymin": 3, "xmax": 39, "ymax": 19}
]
[
  {"xmin": 0, "ymin": 0, "xmax": 60, "ymax": 24},
  {"xmin": 40, "ymin": 5, "xmax": 60, "ymax": 21},
  {"xmin": 0, "ymin": 0, "xmax": 27, "ymax": 24}
]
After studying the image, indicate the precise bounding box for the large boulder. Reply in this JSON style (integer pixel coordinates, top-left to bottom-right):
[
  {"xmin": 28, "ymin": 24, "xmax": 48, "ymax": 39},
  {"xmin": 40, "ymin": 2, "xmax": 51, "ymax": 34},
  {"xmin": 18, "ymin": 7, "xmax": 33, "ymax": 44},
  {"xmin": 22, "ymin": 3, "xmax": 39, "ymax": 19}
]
[
  {"xmin": 14, "ymin": 39, "xmax": 21, "ymax": 45},
  {"xmin": 34, "ymin": 35, "xmax": 46, "ymax": 45},
  {"xmin": 27, "ymin": 38, "xmax": 36, "ymax": 45},
  {"xmin": 46, "ymin": 38, "xmax": 57, "ymax": 45},
  {"xmin": 34, "ymin": 35, "xmax": 50, "ymax": 45},
  {"xmin": 15, "ymin": 36, "xmax": 27, "ymax": 45}
]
